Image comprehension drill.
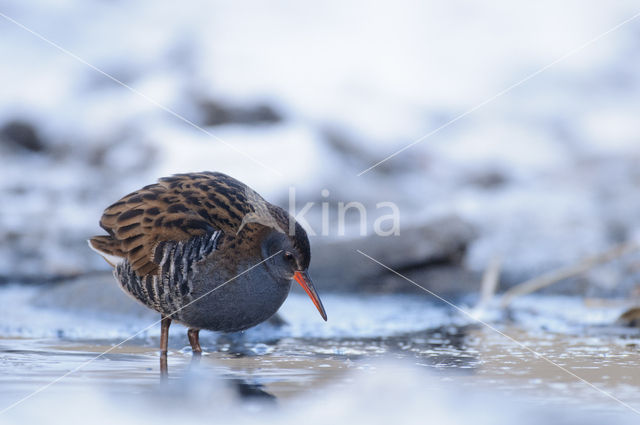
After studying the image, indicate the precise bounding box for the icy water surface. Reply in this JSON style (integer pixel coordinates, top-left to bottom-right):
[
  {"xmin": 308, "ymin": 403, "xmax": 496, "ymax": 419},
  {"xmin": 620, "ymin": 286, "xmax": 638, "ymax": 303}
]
[{"xmin": 1, "ymin": 284, "xmax": 640, "ymax": 424}]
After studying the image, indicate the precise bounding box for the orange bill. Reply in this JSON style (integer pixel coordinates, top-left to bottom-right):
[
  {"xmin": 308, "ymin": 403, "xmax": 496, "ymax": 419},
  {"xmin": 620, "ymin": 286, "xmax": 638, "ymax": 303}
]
[{"xmin": 293, "ymin": 270, "xmax": 327, "ymax": 321}]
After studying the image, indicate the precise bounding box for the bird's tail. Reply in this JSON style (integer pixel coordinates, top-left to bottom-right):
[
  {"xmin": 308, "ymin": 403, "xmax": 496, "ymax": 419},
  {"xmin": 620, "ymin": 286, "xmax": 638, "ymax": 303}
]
[{"xmin": 88, "ymin": 235, "xmax": 125, "ymax": 267}]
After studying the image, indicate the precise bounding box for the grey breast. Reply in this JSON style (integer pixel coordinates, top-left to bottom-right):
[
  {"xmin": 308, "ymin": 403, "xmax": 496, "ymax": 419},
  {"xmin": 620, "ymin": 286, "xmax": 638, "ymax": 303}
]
[{"xmin": 180, "ymin": 256, "xmax": 292, "ymax": 332}]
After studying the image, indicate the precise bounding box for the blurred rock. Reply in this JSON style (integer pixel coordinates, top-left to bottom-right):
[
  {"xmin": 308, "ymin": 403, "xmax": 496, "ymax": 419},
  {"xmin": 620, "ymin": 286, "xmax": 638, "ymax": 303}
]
[
  {"xmin": 321, "ymin": 126, "xmax": 424, "ymax": 175},
  {"xmin": 615, "ymin": 306, "xmax": 640, "ymax": 327},
  {"xmin": 0, "ymin": 120, "xmax": 45, "ymax": 152},
  {"xmin": 464, "ymin": 169, "xmax": 508, "ymax": 189},
  {"xmin": 197, "ymin": 99, "xmax": 282, "ymax": 126},
  {"xmin": 307, "ymin": 215, "xmax": 479, "ymax": 296},
  {"xmin": 30, "ymin": 273, "xmax": 154, "ymax": 318}
]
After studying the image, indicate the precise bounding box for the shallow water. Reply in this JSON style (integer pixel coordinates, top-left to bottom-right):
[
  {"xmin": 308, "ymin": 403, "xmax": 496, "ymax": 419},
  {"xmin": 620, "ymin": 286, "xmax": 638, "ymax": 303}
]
[{"xmin": 1, "ymin": 285, "xmax": 640, "ymax": 424}]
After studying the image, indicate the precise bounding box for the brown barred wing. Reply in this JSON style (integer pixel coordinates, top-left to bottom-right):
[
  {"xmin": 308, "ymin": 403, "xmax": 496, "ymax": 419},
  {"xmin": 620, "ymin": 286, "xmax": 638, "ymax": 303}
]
[
  {"xmin": 91, "ymin": 171, "xmax": 271, "ymax": 277},
  {"xmin": 95, "ymin": 182, "xmax": 219, "ymax": 276}
]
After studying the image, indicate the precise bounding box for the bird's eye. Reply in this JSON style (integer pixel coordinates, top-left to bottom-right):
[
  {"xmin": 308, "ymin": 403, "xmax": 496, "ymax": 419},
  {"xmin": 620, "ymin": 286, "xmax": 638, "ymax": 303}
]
[{"xmin": 284, "ymin": 252, "xmax": 295, "ymax": 262}]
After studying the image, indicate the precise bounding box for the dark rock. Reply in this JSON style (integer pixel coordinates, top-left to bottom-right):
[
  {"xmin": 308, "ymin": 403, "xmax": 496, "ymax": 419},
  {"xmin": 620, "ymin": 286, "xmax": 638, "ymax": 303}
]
[
  {"xmin": 321, "ymin": 126, "xmax": 424, "ymax": 175},
  {"xmin": 616, "ymin": 307, "xmax": 640, "ymax": 327},
  {"xmin": 374, "ymin": 265, "xmax": 481, "ymax": 298},
  {"xmin": 30, "ymin": 272, "xmax": 154, "ymax": 319},
  {"xmin": 198, "ymin": 99, "xmax": 282, "ymax": 126},
  {"xmin": 465, "ymin": 169, "xmax": 508, "ymax": 189},
  {"xmin": 306, "ymin": 215, "xmax": 478, "ymax": 296},
  {"xmin": 0, "ymin": 120, "xmax": 45, "ymax": 152}
]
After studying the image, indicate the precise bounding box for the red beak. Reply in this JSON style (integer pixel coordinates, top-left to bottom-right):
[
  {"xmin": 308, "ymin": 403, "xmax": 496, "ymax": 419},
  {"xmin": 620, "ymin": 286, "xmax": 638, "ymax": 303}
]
[{"xmin": 293, "ymin": 270, "xmax": 327, "ymax": 321}]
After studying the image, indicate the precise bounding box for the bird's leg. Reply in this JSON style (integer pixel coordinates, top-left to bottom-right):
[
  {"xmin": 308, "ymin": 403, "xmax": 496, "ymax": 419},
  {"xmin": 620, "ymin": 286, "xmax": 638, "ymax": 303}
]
[
  {"xmin": 160, "ymin": 316, "xmax": 172, "ymax": 380},
  {"xmin": 187, "ymin": 328, "xmax": 202, "ymax": 356}
]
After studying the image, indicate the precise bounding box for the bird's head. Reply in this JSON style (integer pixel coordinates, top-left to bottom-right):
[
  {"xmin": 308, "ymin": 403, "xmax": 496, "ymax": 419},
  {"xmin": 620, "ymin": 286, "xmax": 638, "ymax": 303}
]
[{"xmin": 261, "ymin": 221, "xmax": 327, "ymax": 321}]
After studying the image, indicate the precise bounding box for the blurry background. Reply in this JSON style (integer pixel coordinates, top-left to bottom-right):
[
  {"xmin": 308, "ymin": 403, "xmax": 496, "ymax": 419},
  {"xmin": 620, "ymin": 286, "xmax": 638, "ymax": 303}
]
[
  {"xmin": 2, "ymin": 0, "xmax": 640, "ymax": 296},
  {"xmin": 2, "ymin": 1, "xmax": 640, "ymax": 423}
]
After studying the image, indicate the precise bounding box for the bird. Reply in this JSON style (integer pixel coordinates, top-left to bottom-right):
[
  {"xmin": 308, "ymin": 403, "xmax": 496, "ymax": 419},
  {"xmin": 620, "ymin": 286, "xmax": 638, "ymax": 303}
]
[{"xmin": 89, "ymin": 171, "xmax": 327, "ymax": 371}]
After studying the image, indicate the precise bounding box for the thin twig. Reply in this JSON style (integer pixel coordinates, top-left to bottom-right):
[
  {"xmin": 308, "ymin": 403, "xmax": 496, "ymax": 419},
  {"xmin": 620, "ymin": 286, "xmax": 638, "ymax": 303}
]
[{"xmin": 472, "ymin": 255, "xmax": 502, "ymax": 316}]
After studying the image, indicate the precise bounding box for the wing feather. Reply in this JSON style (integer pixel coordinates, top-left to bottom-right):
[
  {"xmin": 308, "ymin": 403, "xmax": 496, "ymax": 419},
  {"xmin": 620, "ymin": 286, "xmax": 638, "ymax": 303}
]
[{"xmin": 89, "ymin": 172, "xmax": 270, "ymax": 276}]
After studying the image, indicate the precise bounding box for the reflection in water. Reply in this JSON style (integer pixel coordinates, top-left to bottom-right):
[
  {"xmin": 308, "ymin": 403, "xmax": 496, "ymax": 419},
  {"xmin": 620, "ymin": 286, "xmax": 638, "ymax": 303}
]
[
  {"xmin": 160, "ymin": 351, "xmax": 168, "ymax": 381},
  {"xmin": 232, "ymin": 380, "xmax": 277, "ymax": 402},
  {"xmin": 157, "ymin": 347, "xmax": 278, "ymax": 401},
  {"xmin": 161, "ymin": 348, "xmax": 203, "ymax": 380}
]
